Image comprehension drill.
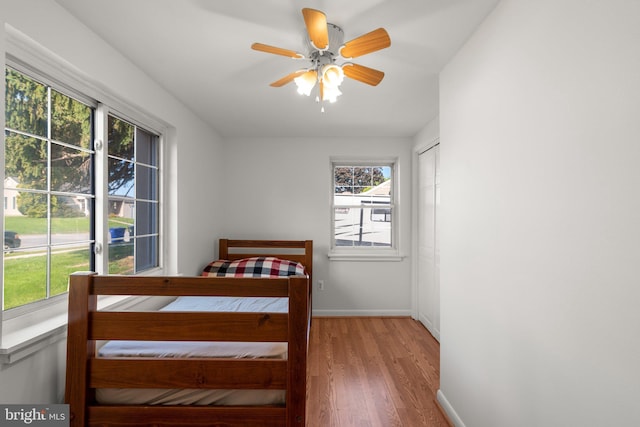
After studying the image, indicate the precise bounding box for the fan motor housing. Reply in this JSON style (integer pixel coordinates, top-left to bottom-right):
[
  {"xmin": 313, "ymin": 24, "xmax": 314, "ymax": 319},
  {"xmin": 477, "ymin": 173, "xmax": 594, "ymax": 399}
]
[{"xmin": 303, "ymin": 23, "xmax": 344, "ymax": 61}]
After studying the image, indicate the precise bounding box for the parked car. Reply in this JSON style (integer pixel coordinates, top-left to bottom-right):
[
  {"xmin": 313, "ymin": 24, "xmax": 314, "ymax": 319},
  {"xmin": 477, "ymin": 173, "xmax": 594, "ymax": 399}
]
[{"xmin": 4, "ymin": 231, "xmax": 21, "ymax": 249}]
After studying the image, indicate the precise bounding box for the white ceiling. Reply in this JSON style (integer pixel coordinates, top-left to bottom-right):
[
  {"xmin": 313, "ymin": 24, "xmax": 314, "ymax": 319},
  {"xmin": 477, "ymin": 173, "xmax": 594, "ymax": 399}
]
[{"xmin": 54, "ymin": 0, "xmax": 498, "ymax": 138}]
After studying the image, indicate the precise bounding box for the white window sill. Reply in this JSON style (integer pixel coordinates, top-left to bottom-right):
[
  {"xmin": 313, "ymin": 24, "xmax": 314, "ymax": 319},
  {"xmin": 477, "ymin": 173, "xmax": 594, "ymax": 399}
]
[
  {"xmin": 328, "ymin": 252, "xmax": 405, "ymax": 262},
  {"xmin": 0, "ymin": 313, "xmax": 68, "ymax": 365},
  {"xmin": 0, "ymin": 293, "xmax": 170, "ymax": 365}
]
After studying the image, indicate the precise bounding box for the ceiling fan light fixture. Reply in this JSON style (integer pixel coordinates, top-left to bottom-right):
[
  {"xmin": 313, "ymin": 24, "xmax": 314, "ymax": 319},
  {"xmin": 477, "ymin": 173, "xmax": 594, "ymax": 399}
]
[
  {"xmin": 322, "ymin": 85, "xmax": 342, "ymax": 103},
  {"xmin": 294, "ymin": 70, "xmax": 318, "ymax": 96},
  {"xmin": 321, "ymin": 64, "xmax": 344, "ymax": 89},
  {"xmin": 252, "ymin": 8, "xmax": 390, "ymax": 110}
]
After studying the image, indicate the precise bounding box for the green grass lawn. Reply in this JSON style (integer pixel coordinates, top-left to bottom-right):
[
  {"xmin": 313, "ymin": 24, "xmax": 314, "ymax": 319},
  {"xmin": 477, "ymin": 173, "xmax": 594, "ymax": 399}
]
[
  {"xmin": 3, "ymin": 249, "xmax": 90, "ymax": 309},
  {"xmin": 3, "ymin": 245, "xmax": 134, "ymax": 309},
  {"xmin": 3, "ymin": 216, "xmax": 136, "ymax": 310}
]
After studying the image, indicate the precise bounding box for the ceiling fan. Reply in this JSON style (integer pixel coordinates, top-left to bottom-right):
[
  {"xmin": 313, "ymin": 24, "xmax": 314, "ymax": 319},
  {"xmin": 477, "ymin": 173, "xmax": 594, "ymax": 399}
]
[{"xmin": 251, "ymin": 8, "xmax": 391, "ymax": 110}]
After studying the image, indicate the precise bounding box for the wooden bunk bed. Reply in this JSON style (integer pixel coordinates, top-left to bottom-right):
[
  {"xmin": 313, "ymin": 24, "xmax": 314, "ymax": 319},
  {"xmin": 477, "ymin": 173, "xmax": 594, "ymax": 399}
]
[{"xmin": 65, "ymin": 239, "xmax": 313, "ymax": 427}]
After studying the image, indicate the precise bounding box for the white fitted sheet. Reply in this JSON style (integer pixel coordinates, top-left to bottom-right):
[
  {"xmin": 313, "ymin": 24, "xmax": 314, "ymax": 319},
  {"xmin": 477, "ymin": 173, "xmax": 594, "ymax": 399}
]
[{"xmin": 96, "ymin": 296, "xmax": 288, "ymax": 406}]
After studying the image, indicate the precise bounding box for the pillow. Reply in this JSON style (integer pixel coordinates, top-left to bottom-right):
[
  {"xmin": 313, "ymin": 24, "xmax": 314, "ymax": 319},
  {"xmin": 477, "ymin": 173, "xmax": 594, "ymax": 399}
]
[{"xmin": 202, "ymin": 256, "xmax": 305, "ymax": 278}]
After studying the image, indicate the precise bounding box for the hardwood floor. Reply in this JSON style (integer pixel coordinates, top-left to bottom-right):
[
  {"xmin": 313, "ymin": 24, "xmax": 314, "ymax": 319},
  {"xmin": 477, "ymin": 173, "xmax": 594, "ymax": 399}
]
[{"xmin": 307, "ymin": 317, "xmax": 451, "ymax": 427}]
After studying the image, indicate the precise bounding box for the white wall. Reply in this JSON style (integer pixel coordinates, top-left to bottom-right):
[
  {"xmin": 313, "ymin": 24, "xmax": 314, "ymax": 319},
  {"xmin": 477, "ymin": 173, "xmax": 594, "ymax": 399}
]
[
  {"xmin": 0, "ymin": 0, "xmax": 224, "ymax": 403},
  {"xmin": 414, "ymin": 116, "xmax": 439, "ymax": 149},
  {"xmin": 222, "ymin": 136, "xmax": 414, "ymax": 316},
  {"xmin": 438, "ymin": 1, "xmax": 640, "ymax": 426}
]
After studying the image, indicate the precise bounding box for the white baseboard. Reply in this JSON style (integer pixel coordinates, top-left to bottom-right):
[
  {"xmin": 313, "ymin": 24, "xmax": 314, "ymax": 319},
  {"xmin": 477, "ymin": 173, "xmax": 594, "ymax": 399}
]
[
  {"xmin": 437, "ymin": 390, "xmax": 466, "ymax": 427},
  {"xmin": 418, "ymin": 314, "xmax": 440, "ymax": 342},
  {"xmin": 312, "ymin": 309, "xmax": 412, "ymax": 317}
]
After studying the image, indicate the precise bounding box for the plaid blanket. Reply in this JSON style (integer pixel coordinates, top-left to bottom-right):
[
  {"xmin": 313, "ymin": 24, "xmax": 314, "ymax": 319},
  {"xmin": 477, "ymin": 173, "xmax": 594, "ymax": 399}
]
[{"xmin": 202, "ymin": 256, "xmax": 305, "ymax": 278}]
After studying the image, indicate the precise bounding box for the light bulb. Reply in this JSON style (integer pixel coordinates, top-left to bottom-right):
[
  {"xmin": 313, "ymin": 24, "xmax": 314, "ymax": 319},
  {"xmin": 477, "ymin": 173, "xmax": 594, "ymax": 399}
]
[
  {"xmin": 294, "ymin": 70, "xmax": 317, "ymax": 96},
  {"xmin": 322, "ymin": 85, "xmax": 342, "ymax": 103},
  {"xmin": 321, "ymin": 64, "xmax": 344, "ymax": 89}
]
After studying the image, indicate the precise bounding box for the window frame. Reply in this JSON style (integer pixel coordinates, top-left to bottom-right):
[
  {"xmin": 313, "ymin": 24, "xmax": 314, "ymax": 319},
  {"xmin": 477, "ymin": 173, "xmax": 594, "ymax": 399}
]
[
  {"xmin": 1, "ymin": 30, "xmax": 167, "ymax": 363},
  {"xmin": 97, "ymin": 108, "xmax": 162, "ymax": 275},
  {"xmin": 329, "ymin": 158, "xmax": 402, "ymax": 261}
]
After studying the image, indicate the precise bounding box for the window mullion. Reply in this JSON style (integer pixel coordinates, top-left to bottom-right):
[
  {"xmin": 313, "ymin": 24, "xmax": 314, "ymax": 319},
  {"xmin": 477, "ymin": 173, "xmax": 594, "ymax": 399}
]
[
  {"xmin": 133, "ymin": 127, "xmax": 137, "ymax": 274},
  {"xmin": 94, "ymin": 103, "xmax": 109, "ymax": 274},
  {"xmin": 46, "ymin": 86, "xmax": 52, "ymax": 299}
]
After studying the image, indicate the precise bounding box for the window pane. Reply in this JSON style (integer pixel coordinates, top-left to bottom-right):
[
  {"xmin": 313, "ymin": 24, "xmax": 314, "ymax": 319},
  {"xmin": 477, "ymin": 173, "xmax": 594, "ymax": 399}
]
[
  {"xmin": 51, "ymin": 90, "xmax": 92, "ymax": 149},
  {"xmin": 108, "ymin": 196, "xmax": 134, "ymax": 228},
  {"xmin": 136, "ymin": 164, "xmax": 157, "ymax": 200},
  {"xmin": 136, "ymin": 235, "xmax": 158, "ymax": 271},
  {"xmin": 108, "ymin": 158, "xmax": 134, "ymax": 197},
  {"xmin": 107, "ymin": 194, "xmax": 134, "ymax": 274},
  {"xmin": 334, "ymin": 167, "xmax": 353, "ymax": 193},
  {"xmin": 3, "ymin": 252, "xmax": 47, "ymax": 309},
  {"xmin": 334, "ymin": 166, "xmax": 390, "ymax": 198},
  {"xmin": 109, "ymin": 241, "xmax": 134, "ymax": 274},
  {"xmin": 4, "ymin": 131, "xmax": 47, "ymax": 191},
  {"xmin": 108, "ymin": 115, "xmax": 134, "ymax": 160},
  {"xmin": 136, "ymin": 127, "xmax": 157, "ymax": 166},
  {"xmin": 51, "ymin": 143, "xmax": 92, "ymax": 193},
  {"xmin": 51, "ymin": 196, "xmax": 92, "ymax": 245},
  {"xmin": 51, "ymin": 246, "xmax": 91, "ymax": 296},
  {"xmin": 136, "ymin": 200, "xmax": 158, "ymax": 235},
  {"xmin": 5, "ymin": 192, "xmax": 48, "ymax": 242},
  {"xmin": 334, "ymin": 207, "xmax": 392, "ymax": 247},
  {"xmin": 5, "ymin": 68, "xmax": 47, "ymax": 137}
]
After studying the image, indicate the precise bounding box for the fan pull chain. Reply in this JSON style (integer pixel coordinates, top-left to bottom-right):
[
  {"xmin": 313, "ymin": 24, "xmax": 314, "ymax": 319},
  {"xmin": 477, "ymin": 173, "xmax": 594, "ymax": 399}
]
[{"xmin": 316, "ymin": 90, "xmax": 325, "ymax": 113}]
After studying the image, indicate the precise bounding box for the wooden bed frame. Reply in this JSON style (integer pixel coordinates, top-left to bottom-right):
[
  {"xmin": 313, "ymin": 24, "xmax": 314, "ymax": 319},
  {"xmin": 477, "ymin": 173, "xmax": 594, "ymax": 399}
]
[{"xmin": 65, "ymin": 239, "xmax": 313, "ymax": 427}]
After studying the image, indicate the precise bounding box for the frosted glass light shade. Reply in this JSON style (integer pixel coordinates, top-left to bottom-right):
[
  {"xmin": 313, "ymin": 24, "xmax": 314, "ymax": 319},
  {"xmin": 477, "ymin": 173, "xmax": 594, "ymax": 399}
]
[{"xmin": 294, "ymin": 70, "xmax": 318, "ymax": 96}]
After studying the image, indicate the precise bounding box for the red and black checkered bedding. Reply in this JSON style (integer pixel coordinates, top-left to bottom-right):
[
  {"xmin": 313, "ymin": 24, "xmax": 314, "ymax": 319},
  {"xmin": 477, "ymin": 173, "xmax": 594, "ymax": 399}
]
[{"xmin": 202, "ymin": 256, "xmax": 305, "ymax": 278}]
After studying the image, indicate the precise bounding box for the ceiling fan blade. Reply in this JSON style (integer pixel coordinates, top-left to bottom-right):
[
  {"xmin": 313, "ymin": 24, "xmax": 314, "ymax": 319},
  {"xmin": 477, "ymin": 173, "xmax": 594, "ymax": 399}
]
[
  {"xmin": 251, "ymin": 43, "xmax": 304, "ymax": 59},
  {"xmin": 302, "ymin": 8, "xmax": 329, "ymax": 50},
  {"xmin": 342, "ymin": 63, "xmax": 385, "ymax": 86},
  {"xmin": 339, "ymin": 28, "xmax": 391, "ymax": 59},
  {"xmin": 270, "ymin": 70, "xmax": 307, "ymax": 87}
]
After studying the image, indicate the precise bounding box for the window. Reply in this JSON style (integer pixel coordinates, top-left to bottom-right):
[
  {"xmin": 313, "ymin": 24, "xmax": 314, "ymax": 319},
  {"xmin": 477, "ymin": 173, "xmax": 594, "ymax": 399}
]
[
  {"xmin": 107, "ymin": 115, "xmax": 159, "ymax": 274},
  {"xmin": 3, "ymin": 65, "xmax": 161, "ymax": 312},
  {"xmin": 331, "ymin": 161, "xmax": 397, "ymax": 256}
]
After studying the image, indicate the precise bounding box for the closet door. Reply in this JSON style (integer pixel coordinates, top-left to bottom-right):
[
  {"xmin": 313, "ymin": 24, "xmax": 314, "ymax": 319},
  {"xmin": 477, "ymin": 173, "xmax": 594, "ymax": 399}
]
[{"xmin": 417, "ymin": 144, "xmax": 440, "ymax": 341}]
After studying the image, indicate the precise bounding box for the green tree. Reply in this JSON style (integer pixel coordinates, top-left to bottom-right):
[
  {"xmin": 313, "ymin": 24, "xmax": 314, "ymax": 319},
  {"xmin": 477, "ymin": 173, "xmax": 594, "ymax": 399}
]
[
  {"xmin": 107, "ymin": 115, "xmax": 135, "ymax": 196},
  {"xmin": 4, "ymin": 67, "xmax": 92, "ymax": 217},
  {"xmin": 334, "ymin": 166, "xmax": 386, "ymax": 194}
]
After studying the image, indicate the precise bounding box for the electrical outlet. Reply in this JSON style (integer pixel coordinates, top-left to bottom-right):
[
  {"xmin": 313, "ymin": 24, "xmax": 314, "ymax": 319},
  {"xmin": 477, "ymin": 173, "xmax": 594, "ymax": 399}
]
[{"xmin": 318, "ymin": 280, "xmax": 325, "ymax": 291}]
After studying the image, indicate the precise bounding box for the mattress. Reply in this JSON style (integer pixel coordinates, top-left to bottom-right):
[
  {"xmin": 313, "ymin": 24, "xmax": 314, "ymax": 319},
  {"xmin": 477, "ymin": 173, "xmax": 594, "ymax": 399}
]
[{"xmin": 96, "ymin": 295, "xmax": 288, "ymax": 406}]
